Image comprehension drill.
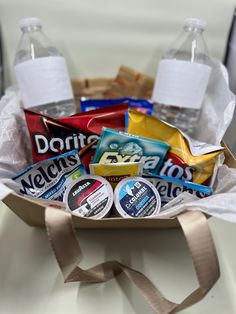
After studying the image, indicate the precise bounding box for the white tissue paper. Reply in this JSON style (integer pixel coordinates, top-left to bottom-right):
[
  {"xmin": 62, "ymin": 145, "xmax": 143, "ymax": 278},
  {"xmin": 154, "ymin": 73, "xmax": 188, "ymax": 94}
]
[
  {"xmin": 157, "ymin": 59, "xmax": 236, "ymax": 222},
  {"xmin": 0, "ymin": 87, "xmax": 31, "ymax": 177},
  {"xmin": 1, "ymin": 59, "xmax": 236, "ymax": 223}
]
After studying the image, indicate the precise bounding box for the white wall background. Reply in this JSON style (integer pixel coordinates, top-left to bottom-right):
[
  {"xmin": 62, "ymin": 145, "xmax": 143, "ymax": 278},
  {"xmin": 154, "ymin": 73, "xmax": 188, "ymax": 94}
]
[
  {"xmin": 0, "ymin": 0, "xmax": 235, "ymax": 84},
  {"xmin": 0, "ymin": 0, "xmax": 235, "ymax": 150}
]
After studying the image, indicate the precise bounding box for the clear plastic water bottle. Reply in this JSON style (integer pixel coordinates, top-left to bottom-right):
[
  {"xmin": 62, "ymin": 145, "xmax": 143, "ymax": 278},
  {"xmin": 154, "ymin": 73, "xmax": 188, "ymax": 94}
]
[
  {"xmin": 14, "ymin": 17, "xmax": 76, "ymax": 118},
  {"xmin": 224, "ymin": 8, "xmax": 236, "ymax": 94},
  {"xmin": 152, "ymin": 18, "xmax": 212, "ymax": 136}
]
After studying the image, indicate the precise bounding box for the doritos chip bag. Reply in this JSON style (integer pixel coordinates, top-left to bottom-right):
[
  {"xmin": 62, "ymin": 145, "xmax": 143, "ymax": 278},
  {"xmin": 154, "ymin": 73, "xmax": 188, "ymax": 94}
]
[
  {"xmin": 127, "ymin": 110, "xmax": 224, "ymax": 185},
  {"xmin": 25, "ymin": 103, "xmax": 128, "ymax": 168}
]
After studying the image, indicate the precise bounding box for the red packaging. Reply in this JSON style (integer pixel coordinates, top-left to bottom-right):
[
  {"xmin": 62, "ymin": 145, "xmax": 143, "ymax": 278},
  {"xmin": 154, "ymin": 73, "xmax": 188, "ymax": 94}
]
[{"xmin": 25, "ymin": 103, "xmax": 128, "ymax": 167}]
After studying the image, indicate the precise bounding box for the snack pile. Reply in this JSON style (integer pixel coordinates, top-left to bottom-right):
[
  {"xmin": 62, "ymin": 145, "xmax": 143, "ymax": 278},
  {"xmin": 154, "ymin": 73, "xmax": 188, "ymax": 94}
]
[{"xmin": 12, "ymin": 99, "xmax": 224, "ymax": 219}]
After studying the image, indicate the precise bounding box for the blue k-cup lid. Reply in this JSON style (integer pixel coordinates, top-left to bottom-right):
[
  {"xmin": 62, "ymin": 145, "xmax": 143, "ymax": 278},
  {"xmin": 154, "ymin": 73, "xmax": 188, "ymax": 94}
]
[{"xmin": 114, "ymin": 176, "xmax": 161, "ymax": 218}]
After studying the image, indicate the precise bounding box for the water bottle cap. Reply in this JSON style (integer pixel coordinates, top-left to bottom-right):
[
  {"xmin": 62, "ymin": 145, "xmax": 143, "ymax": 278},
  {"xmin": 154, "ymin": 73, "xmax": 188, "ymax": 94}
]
[
  {"xmin": 19, "ymin": 17, "xmax": 42, "ymax": 30},
  {"xmin": 184, "ymin": 18, "xmax": 207, "ymax": 30}
]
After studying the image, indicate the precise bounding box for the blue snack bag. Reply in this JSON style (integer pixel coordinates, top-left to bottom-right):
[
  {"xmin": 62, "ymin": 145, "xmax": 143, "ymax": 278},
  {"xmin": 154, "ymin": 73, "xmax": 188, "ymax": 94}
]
[
  {"xmin": 12, "ymin": 150, "xmax": 87, "ymax": 201},
  {"xmin": 80, "ymin": 98, "xmax": 153, "ymax": 115},
  {"xmin": 144, "ymin": 174, "xmax": 212, "ymax": 207}
]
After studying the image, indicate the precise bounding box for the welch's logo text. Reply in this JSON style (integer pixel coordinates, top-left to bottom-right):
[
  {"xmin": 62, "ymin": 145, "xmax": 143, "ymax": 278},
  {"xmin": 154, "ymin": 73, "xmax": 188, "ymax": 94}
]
[{"xmin": 16, "ymin": 155, "xmax": 78, "ymax": 196}]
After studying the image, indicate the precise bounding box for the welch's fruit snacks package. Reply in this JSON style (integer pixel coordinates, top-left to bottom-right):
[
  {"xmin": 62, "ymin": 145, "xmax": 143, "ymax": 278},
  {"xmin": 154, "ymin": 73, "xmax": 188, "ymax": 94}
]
[
  {"xmin": 12, "ymin": 150, "xmax": 87, "ymax": 201},
  {"xmin": 144, "ymin": 174, "xmax": 212, "ymax": 208}
]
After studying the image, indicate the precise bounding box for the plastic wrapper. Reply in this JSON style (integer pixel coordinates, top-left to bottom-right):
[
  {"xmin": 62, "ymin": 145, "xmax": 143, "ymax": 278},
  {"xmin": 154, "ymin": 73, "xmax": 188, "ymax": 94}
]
[
  {"xmin": 93, "ymin": 127, "xmax": 169, "ymax": 175},
  {"xmin": 81, "ymin": 97, "xmax": 153, "ymax": 115},
  {"xmin": 12, "ymin": 150, "xmax": 87, "ymax": 201},
  {"xmin": 144, "ymin": 174, "xmax": 212, "ymax": 208},
  {"xmin": 127, "ymin": 110, "xmax": 223, "ymax": 185},
  {"xmin": 89, "ymin": 162, "xmax": 143, "ymax": 188},
  {"xmin": 24, "ymin": 103, "xmax": 128, "ymax": 168}
]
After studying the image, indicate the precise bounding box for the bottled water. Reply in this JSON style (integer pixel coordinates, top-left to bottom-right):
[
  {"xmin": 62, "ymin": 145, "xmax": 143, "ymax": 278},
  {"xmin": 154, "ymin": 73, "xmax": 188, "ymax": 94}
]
[
  {"xmin": 224, "ymin": 8, "xmax": 236, "ymax": 94},
  {"xmin": 152, "ymin": 18, "xmax": 212, "ymax": 136},
  {"xmin": 14, "ymin": 17, "xmax": 76, "ymax": 118}
]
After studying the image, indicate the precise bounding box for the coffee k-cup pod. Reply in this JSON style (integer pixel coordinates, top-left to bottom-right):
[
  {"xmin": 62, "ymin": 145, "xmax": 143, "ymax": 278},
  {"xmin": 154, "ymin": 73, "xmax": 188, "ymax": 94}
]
[
  {"xmin": 63, "ymin": 175, "xmax": 113, "ymax": 219},
  {"xmin": 114, "ymin": 176, "xmax": 161, "ymax": 218}
]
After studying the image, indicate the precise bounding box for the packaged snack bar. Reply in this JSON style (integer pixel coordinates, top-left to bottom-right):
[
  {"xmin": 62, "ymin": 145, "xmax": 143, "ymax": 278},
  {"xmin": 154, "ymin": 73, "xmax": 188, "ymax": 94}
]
[
  {"xmin": 63, "ymin": 175, "xmax": 113, "ymax": 219},
  {"xmin": 81, "ymin": 98, "xmax": 153, "ymax": 115},
  {"xmin": 144, "ymin": 174, "xmax": 212, "ymax": 208},
  {"xmin": 93, "ymin": 128, "xmax": 169, "ymax": 175},
  {"xmin": 12, "ymin": 150, "xmax": 87, "ymax": 201},
  {"xmin": 127, "ymin": 110, "xmax": 223, "ymax": 185},
  {"xmin": 114, "ymin": 176, "xmax": 161, "ymax": 218},
  {"xmin": 89, "ymin": 162, "xmax": 144, "ymax": 189},
  {"xmin": 24, "ymin": 103, "xmax": 128, "ymax": 167}
]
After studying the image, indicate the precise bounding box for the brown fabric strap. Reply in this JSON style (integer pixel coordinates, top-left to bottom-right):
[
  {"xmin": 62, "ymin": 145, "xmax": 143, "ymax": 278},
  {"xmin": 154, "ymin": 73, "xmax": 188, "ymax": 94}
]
[{"xmin": 45, "ymin": 208, "xmax": 220, "ymax": 314}]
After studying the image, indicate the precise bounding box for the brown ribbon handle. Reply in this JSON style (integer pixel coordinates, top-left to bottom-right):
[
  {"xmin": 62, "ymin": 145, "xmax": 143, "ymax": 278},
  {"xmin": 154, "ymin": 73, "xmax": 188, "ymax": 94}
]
[{"xmin": 45, "ymin": 208, "xmax": 220, "ymax": 314}]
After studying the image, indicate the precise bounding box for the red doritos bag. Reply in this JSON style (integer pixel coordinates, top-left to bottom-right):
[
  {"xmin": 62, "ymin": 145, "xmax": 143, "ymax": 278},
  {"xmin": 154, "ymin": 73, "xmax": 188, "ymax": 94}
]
[{"xmin": 25, "ymin": 103, "xmax": 128, "ymax": 168}]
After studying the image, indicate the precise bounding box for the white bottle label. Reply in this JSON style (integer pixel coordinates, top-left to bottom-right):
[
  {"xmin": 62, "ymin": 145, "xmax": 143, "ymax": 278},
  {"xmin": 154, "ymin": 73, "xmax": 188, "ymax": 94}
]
[
  {"xmin": 14, "ymin": 56, "xmax": 74, "ymax": 109},
  {"xmin": 152, "ymin": 59, "xmax": 211, "ymax": 109}
]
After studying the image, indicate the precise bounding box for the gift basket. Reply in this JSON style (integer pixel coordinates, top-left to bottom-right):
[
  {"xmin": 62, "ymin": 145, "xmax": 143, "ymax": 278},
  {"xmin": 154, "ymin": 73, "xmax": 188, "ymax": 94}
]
[{"xmin": 1, "ymin": 17, "xmax": 236, "ymax": 314}]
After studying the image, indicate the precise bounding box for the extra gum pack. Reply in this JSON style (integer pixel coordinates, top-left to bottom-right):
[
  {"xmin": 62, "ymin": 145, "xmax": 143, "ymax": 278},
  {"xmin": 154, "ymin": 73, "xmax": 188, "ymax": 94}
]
[{"xmin": 93, "ymin": 127, "xmax": 169, "ymax": 175}]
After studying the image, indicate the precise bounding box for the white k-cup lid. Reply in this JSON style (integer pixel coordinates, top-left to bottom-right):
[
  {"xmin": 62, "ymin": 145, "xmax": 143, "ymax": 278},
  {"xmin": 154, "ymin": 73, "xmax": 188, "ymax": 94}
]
[
  {"xmin": 63, "ymin": 175, "xmax": 113, "ymax": 219},
  {"xmin": 114, "ymin": 176, "xmax": 161, "ymax": 218}
]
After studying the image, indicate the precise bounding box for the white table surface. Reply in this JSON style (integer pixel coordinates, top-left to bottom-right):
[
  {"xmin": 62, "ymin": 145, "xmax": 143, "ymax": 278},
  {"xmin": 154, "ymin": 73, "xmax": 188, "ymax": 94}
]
[{"xmin": 0, "ymin": 201, "xmax": 235, "ymax": 314}]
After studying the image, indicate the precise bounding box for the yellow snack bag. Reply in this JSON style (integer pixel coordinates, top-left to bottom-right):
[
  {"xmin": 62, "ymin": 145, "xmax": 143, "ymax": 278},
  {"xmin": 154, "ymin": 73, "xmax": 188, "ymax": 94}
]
[
  {"xmin": 127, "ymin": 110, "xmax": 224, "ymax": 185},
  {"xmin": 89, "ymin": 162, "xmax": 143, "ymax": 189}
]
